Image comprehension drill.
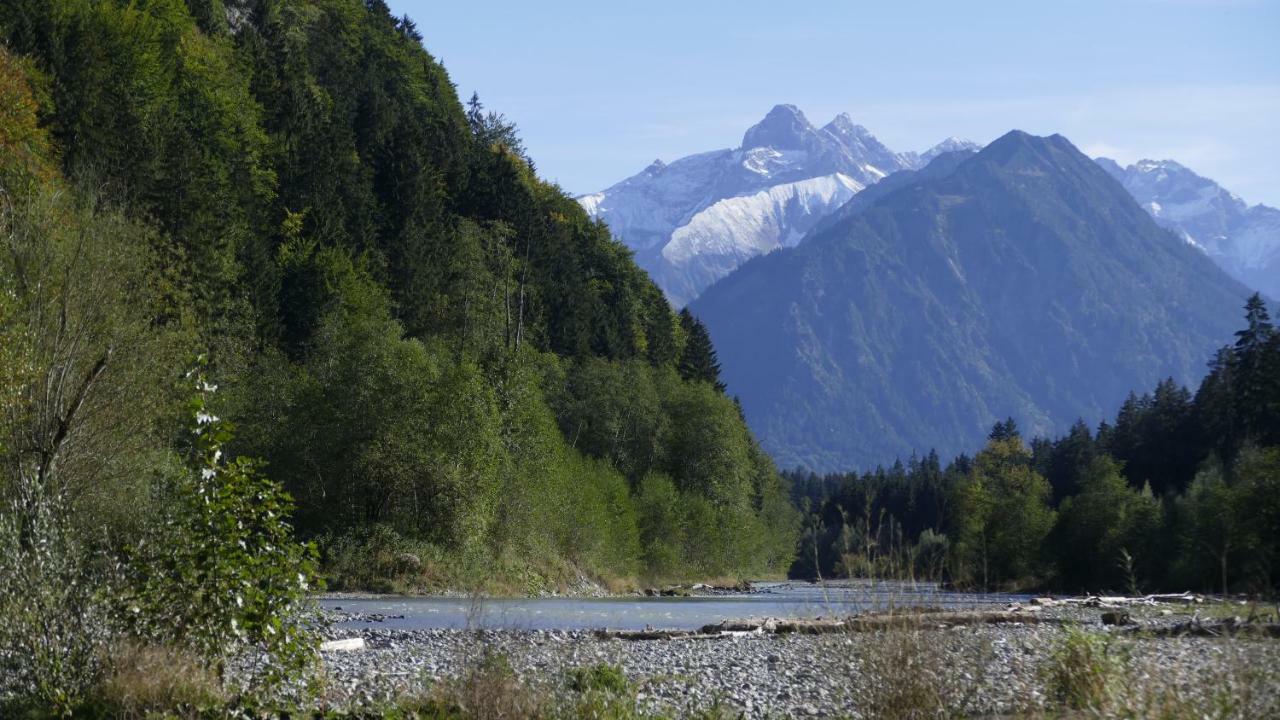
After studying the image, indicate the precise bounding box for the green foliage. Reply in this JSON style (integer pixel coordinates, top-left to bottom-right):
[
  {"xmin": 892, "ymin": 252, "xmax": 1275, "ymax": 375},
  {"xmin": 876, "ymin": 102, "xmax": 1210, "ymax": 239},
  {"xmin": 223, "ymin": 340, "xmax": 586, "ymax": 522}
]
[
  {"xmin": 124, "ymin": 365, "xmax": 319, "ymax": 689},
  {"xmin": 0, "ymin": 480, "xmax": 112, "ymax": 714},
  {"xmin": 1052, "ymin": 455, "xmax": 1159, "ymax": 592},
  {"xmin": 320, "ymin": 524, "xmax": 451, "ymax": 593},
  {"xmin": 633, "ymin": 473, "xmax": 684, "ymax": 578},
  {"xmin": 1, "ymin": 0, "xmax": 273, "ymax": 328},
  {"xmin": 1235, "ymin": 447, "xmax": 1280, "ymax": 588},
  {"xmin": 951, "ymin": 437, "xmax": 1055, "ymax": 588},
  {"xmin": 1175, "ymin": 463, "xmax": 1245, "ymax": 594},
  {"xmin": 676, "ymin": 309, "xmax": 724, "ymax": 392},
  {"xmin": 566, "ymin": 664, "xmax": 629, "ymax": 695}
]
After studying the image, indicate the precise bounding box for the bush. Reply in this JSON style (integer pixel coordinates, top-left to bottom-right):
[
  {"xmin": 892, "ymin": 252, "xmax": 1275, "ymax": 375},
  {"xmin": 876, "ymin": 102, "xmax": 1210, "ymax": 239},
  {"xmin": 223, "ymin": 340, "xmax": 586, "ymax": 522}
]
[
  {"xmin": 566, "ymin": 664, "xmax": 629, "ymax": 695},
  {"xmin": 0, "ymin": 482, "xmax": 113, "ymax": 714},
  {"xmin": 450, "ymin": 652, "xmax": 545, "ymax": 720},
  {"xmin": 321, "ymin": 524, "xmax": 451, "ymax": 593},
  {"xmin": 122, "ymin": 365, "xmax": 319, "ymax": 691}
]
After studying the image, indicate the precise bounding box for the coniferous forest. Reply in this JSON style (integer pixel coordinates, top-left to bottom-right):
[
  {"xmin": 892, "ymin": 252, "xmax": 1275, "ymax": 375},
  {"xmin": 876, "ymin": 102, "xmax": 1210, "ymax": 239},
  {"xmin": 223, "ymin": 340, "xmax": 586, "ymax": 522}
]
[{"xmin": 791, "ymin": 294, "xmax": 1280, "ymax": 594}]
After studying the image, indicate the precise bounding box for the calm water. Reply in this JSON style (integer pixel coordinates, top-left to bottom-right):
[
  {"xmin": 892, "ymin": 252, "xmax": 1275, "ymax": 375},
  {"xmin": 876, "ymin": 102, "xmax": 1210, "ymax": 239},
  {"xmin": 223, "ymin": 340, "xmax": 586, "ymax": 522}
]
[{"xmin": 322, "ymin": 581, "xmax": 1029, "ymax": 632}]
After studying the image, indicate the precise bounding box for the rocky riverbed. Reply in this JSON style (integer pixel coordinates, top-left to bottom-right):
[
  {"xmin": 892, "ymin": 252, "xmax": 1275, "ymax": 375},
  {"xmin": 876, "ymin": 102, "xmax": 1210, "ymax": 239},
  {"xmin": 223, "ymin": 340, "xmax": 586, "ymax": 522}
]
[{"xmin": 308, "ymin": 599, "xmax": 1280, "ymax": 717}]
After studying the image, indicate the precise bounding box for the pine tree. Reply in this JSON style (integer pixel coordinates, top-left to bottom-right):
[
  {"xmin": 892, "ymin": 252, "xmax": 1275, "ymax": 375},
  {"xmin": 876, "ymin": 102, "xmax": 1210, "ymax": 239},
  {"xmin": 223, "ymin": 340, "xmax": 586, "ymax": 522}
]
[
  {"xmin": 1234, "ymin": 293, "xmax": 1275, "ymax": 358},
  {"xmin": 988, "ymin": 417, "xmax": 1020, "ymax": 442},
  {"xmin": 678, "ymin": 309, "xmax": 726, "ymax": 392},
  {"xmin": 1232, "ymin": 293, "xmax": 1279, "ymax": 442},
  {"xmin": 465, "ymin": 92, "xmax": 528, "ymax": 162}
]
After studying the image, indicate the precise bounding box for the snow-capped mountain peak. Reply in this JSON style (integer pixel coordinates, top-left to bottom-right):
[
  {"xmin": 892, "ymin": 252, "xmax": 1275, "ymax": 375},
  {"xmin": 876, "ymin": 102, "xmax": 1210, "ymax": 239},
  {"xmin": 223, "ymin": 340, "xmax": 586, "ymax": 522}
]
[
  {"xmin": 741, "ymin": 104, "xmax": 816, "ymax": 150},
  {"xmin": 578, "ymin": 105, "xmax": 917, "ymax": 305},
  {"xmin": 1097, "ymin": 156, "xmax": 1280, "ymax": 298},
  {"xmin": 909, "ymin": 137, "xmax": 983, "ymax": 167}
]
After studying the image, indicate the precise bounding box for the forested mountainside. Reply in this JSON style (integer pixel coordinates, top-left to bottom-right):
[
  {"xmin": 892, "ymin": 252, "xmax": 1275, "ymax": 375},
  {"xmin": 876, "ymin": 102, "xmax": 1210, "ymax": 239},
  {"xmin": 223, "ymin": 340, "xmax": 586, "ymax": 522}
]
[
  {"xmin": 692, "ymin": 131, "xmax": 1253, "ymax": 472},
  {"xmin": 791, "ymin": 295, "xmax": 1280, "ymax": 594},
  {"xmin": 0, "ymin": 0, "xmax": 798, "ymax": 596}
]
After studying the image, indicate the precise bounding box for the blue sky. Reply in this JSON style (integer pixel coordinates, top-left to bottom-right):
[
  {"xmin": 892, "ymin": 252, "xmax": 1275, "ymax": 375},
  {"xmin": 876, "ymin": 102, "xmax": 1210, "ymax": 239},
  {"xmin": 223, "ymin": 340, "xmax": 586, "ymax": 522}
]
[{"xmin": 391, "ymin": 0, "xmax": 1280, "ymax": 206}]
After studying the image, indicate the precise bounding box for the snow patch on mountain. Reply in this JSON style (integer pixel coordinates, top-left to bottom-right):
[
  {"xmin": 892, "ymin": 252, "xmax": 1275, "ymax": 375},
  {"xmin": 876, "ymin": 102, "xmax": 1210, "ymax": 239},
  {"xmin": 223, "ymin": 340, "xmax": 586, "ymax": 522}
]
[
  {"xmin": 663, "ymin": 173, "xmax": 864, "ymax": 265},
  {"xmin": 903, "ymin": 137, "xmax": 983, "ymax": 169}
]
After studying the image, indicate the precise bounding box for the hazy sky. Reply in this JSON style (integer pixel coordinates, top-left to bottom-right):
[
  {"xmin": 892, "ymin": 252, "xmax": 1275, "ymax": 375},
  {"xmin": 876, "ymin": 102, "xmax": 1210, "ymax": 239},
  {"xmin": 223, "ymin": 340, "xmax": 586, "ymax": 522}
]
[{"xmin": 390, "ymin": 0, "xmax": 1280, "ymax": 206}]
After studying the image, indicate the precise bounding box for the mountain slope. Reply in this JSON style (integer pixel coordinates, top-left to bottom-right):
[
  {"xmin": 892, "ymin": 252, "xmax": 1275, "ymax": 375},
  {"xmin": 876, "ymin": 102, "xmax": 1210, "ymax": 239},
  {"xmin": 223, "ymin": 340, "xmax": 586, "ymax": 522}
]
[
  {"xmin": 1097, "ymin": 158, "xmax": 1280, "ymax": 299},
  {"xmin": 579, "ymin": 105, "xmax": 922, "ymax": 305},
  {"xmin": 692, "ymin": 131, "xmax": 1252, "ymax": 471}
]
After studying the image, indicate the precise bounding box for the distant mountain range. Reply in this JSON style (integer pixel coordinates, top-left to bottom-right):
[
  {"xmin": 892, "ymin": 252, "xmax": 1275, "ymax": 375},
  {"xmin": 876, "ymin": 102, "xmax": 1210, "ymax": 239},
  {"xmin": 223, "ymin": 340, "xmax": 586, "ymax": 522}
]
[
  {"xmin": 1096, "ymin": 158, "xmax": 1280, "ymax": 299},
  {"xmin": 578, "ymin": 105, "xmax": 977, "ymax": 306},
  {"xmin": 580, "ymin": 105, "xmax": 1277, "ymax": 306},
  {"xmin": 689, "ymin": 131, "xmax": 1253, "ymax": 471}
]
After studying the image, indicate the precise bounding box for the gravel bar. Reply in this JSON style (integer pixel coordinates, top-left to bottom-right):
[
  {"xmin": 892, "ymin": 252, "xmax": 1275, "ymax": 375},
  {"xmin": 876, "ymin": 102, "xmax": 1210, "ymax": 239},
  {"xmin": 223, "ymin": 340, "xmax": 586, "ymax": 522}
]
[{"xmin": 311, "ymin": 603, "xmax": 1280, "ymax": 717}]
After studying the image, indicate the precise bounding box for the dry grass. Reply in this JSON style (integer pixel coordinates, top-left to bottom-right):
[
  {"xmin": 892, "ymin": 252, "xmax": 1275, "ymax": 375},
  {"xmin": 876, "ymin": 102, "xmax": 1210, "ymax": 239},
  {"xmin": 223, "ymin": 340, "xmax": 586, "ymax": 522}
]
[
  {"xmin": 601, "ymin": 575, "xmax": 641, "ymax": 595},
  {"xmin": 1044, "ymin": 627, "xmax": 1128, "ymax": 712},
  {"xmin": 1037, "ymin": 627, "xmax": 1280, "ymax": 719},
  {"xmin": 854, "ymin": 623, "xmax": 993, "ymax": 719},
  {"xmin": 89, "ymin": 643, "xmax": 225, "ymax": 719},
  {"xmin": 445, "ymin": 651, "xmax": 547, "ymax": 720}
]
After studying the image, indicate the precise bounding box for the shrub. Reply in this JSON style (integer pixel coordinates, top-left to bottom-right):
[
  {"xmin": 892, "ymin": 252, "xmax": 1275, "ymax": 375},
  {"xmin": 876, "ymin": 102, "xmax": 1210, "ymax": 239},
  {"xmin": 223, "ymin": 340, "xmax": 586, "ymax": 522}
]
[
  {"xmin": 122, "ymin": 363, "xmax": 320, "ymax": 691},
  {"xmin": 566, "ymin": 664, "xmax": 629, "ymax": 695},
  {"xmin": 451, "ymin": 652, "xmax": 545, "ymax": 720},
  {"xmin": 320, "ymin": 524, "xmax": 450, "ymax": 593},
  {"xmin": 0, "ymin": 481, "xmax": 113, "ymax": 714}
]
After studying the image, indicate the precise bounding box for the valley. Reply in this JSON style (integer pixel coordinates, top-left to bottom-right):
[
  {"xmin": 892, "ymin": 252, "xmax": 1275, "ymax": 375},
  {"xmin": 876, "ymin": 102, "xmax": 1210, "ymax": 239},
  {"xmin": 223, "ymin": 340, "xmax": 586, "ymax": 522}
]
[{"xmin": 0, "ymin": 0, "xmax": 1276, "ymax": 718}]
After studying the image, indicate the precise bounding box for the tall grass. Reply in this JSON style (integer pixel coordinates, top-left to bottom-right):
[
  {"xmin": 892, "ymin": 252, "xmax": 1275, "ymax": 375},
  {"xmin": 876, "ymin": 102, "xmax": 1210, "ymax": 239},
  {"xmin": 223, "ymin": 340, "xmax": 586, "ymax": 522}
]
[{"xmin": 854, "ymin": 624, "xmax": 993, "ymax": 719}]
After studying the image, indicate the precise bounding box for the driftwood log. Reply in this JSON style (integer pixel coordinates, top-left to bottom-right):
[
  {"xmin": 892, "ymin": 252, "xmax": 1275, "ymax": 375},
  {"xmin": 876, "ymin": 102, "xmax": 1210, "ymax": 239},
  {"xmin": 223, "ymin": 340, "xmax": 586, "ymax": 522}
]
[
  {"xmin": 1046, "ymin": 592, "xmax": 1208, "ymax": 608},
  {"xmin": 1125, "ymin": 617, "xmax": 1280, "ymax": 639},
  {"xmin": 596, "ymin": 609, "xmax": 1048, "ymax": 641}
]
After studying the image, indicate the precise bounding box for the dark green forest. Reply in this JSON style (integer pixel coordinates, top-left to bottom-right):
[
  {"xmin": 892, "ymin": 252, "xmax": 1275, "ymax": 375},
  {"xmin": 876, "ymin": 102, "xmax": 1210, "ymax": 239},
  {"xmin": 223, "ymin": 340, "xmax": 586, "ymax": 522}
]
[
  {"xmin": 791, "ymin": 294, "xmax": 1280, "ymax": 594},
  {"xmin": 0, "ymin": 0, "xmax": 797, "ymax": 603}
]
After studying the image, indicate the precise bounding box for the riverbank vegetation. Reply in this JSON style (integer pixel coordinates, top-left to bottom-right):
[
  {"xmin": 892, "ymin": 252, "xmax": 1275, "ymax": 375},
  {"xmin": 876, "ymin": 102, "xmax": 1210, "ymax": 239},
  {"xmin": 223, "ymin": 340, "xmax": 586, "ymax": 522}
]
[{"xmin": 792, "ymin": 294, "xmax": 1280, "ymax": 594}]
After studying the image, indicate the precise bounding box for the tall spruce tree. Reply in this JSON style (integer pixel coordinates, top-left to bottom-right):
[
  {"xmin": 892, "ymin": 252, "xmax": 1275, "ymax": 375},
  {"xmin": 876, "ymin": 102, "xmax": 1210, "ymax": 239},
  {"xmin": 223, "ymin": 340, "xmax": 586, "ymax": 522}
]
[
  {"xmin": 678, "ymin": 309, "xmax": 726, "ymax": 392},
  {"xmin": 1233, "ymin": 293, "xmax": 1280, "ymax": 443}
]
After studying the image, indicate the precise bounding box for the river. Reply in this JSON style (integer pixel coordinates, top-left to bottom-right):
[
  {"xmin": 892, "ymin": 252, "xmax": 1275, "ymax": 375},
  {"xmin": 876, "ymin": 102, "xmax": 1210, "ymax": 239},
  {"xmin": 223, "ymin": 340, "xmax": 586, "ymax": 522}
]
[{"xmin": 322, "ymin": 580, "xmax": 1029, "ymax": 632}]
